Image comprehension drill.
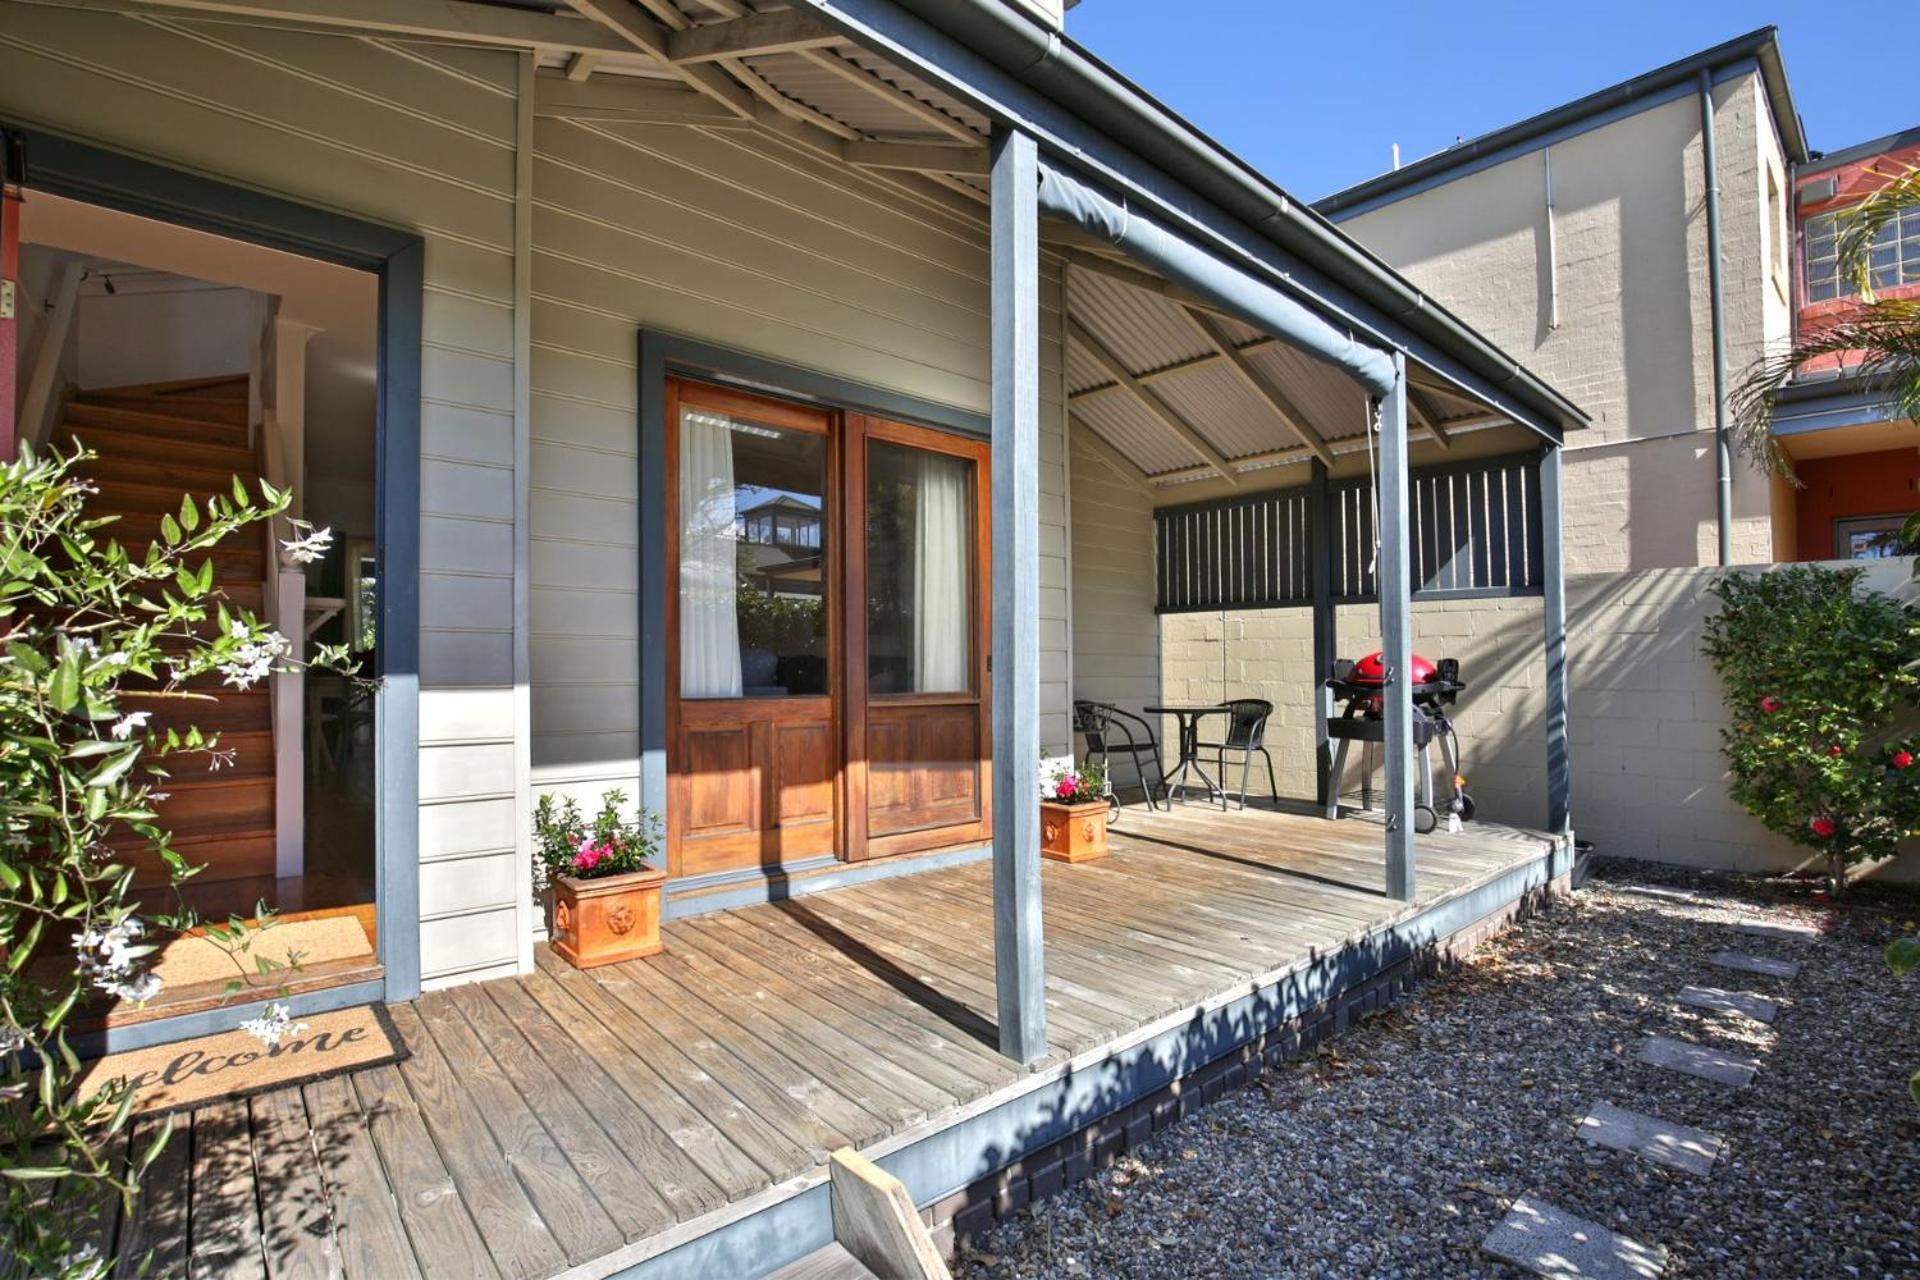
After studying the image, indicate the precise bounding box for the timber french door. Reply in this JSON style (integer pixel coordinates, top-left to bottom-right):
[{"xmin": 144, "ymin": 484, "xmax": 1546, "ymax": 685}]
[
  {"xmin": 844, "ymin": 418, "xmax": 992, "ymax": 859},
  {"xmin": 666, "ymin": 380, "xmax": 990, "ymax": 877},
  {"xmin": 667, "ymin": 380, "xmax": 839, "ymax": 878}
]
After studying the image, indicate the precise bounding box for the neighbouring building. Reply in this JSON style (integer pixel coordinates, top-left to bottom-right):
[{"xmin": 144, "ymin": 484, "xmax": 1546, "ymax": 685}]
[
  {"xmin": 1772, "ymin": 124, "xmax": 1920, "ymax": 561},
  {"xmin": 1316, "ymin": 28, "xmax": 1805, "ymax": 575}
]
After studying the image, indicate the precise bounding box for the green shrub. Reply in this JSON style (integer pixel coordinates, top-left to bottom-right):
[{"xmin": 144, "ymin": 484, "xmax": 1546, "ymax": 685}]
[
  {"xmin": 0, "ymin": 443, "xmax": 353, "ymax": 1275},
  {"xmin": 1702, "ymin": 564, "xmax": 1920, "ymax": 893}
]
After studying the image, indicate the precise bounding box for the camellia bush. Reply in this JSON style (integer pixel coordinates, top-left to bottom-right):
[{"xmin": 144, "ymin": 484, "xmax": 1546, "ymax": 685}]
[
  {"xmin": 0, "ymin": 442, "xmax": 352, "ymax": 1276},
  {"xmin": 1702, "ymin": 564, "xmax": 1920, "ymax": 894}
]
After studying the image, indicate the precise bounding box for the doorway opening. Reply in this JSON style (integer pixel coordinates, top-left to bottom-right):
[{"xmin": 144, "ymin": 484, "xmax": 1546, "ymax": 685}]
[{"xmin": 10, "ymin": 190, "xmax": 381, "ymax": 1027}]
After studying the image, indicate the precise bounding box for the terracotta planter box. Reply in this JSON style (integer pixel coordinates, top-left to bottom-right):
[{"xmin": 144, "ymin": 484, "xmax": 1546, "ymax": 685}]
[
  {"xmin": 548, "ymin": 866, "xmax": 667, "ymax": 969},
  {"xmin": 1040, "ymin": 801, "xmax": 1110, "ymax": 863}
]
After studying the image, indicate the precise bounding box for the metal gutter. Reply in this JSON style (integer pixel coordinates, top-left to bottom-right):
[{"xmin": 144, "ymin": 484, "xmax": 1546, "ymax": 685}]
[
  {"xmin": 1700, "ymin": 71, "xmax": 1732, "ymax": 567},
  {"xmin": 799, "ymin": 0, "xmax": 1588, "ymax": 442},
  {"xmin": 1319, "ymin": 26, "xmax": 1810, "ymax": 217},
  {"xmin": 1037, "ymin": 162, "xmax": 1396, "ymax": 395}
]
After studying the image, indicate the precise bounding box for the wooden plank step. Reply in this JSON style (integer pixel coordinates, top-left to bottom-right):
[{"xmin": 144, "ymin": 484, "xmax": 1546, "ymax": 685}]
[
  {"xmin": 89, "ymin": 478, "xmax": 260, "ymax": 515},
  {"xmin": 768, "ymin": 1243, "xmax": 880, "ymax": 1280},
  {"xmin": 77, "ymin": 392, "xmax": 249, "ymax": 427},
  {"xmin": 147, "ymin": 775, "xmax": 275, "ymax": 832},
  {"xmin": 121, "ymin": 687, "xmax": 272, "ymax": 734},
  {"xmin": 112, "ymin": 825, "xmax": 276, "ymax": 889},
  {"xmin": 63, "ymin": 424, "xmax": 258, "ymax": 470},
  {"xmin": 79, "ymin": 453, "xmax": 259, "ymax": 495},
  {"xmin": 65, "ymin": 402, "xmax": 247, "ymax": 446},
  {"xmin": 86, "ymin": 372, "xmax": 248, "ymax": 400}
]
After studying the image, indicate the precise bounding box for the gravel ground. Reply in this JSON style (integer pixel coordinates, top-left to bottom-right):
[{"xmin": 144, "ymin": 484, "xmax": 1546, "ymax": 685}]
[{"xmin": 954, "ymin": 861, "xmax": 1920, "ymax": 1279}]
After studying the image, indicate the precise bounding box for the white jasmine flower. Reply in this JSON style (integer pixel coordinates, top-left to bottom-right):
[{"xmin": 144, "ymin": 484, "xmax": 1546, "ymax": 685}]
[
  {"xmin": 280, "ymin": 525, "xmax": 334, "ymax": 566},
  {"xmin": 74, "ymin": 918, "xmax": 162, "ymax": 1003},
  {"xmin": 218, "ymin": 631, "xmax": 290, "ymax": 689},
  {"xmin": 228, "ymin": 619, "xmax": 251, "ymax": 641},
  {"xmin": 99, "ymin": 972, "xmax": 163, "ymax": 1004},
  {"xmin": 110, "ymin": 711, "xmax": 151, "ymax": 740},
  {"xmin": 0, "ymin": 1024, "xmax": 26, "ymax": 1055},
  {"xmin": 240, "ymin": 1002, "xmax": 308, "ymax": 1049}
]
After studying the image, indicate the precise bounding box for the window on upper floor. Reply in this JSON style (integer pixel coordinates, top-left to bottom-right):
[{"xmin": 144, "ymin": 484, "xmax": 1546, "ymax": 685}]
[{"xmin": 1804, "ymin": 205, "xmax": 1920, "ymax": 301}]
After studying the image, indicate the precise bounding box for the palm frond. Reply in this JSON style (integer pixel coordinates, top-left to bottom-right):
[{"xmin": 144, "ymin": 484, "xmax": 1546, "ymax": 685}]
[{"xmin": 1730, "ymin": 299, "xmax": 1920, "ymax": 480}]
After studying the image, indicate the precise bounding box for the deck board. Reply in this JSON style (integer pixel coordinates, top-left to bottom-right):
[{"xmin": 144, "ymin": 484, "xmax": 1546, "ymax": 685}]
[{"xmin": 102, "ymin": 804, "xmax": 1555, "ymax": 1280}]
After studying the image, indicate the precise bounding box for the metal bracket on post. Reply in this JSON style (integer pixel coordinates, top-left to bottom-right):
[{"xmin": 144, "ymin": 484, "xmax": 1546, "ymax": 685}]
[
  {"xmin": 989, "ymin": 124, "xmax": 1046, "ymax": 1066},
  {"xmin": 1377, "ymin": 354, "xmax": 1416, "ymax": 901}
]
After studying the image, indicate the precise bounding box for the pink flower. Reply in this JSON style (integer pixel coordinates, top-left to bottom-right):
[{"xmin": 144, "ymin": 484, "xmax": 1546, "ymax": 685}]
[
  {"xmin": 1055, "ymin": 775, "xmax": 1078, "ymax": 800},
  {"xmin": 572, "ymin": 841, "xmax": 606, "ymax": 873},
  {"xmin": 1809, "ymin": 815, "xmax": 1837, "ymax": 839},
  {"xmin": 1894, "ymin": 750, "xmax": 1914, "ymax": 770},
  {"xmin": 1759, "ymin": 695, "xmax": 1783, "ymax": 714}
]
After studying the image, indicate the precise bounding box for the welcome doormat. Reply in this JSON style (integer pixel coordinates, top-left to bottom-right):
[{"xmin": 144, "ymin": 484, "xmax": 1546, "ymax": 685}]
[
  {"xmin": 150, "ymin": 915, "xmax": 375, "ymax": 992},
  {"xmin": 75, "ymin": 1004, "xmax": 406, "ymax": 1117}
]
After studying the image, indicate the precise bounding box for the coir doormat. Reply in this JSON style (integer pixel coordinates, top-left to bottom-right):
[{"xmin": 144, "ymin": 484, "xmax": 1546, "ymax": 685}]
[{"xmin": 75, "ymin": 1004, "xmax": 406, "ymax": 1117}]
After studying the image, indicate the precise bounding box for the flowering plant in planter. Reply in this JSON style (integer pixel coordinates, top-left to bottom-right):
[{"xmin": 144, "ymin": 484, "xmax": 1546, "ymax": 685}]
[
  {"xmin": 1702, "ymin": 565, "xmax": 1920, "ymax": 894},
  {"xmin": 533, "ymin": 789, "xmax": 665, "ymax": 968},
  {"xmin": 1040, "ymin": 756, "xmax": 1109, "ymax": 807},
  {"xmin": 532, "ymin": 788, "xmax": 658, "ymax": 884}
]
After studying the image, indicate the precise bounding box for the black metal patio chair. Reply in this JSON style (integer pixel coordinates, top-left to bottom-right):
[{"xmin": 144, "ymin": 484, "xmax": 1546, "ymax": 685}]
[
  {"xmin": 1073, "ymin": 699, "xmax": 1168, "ymax": 813},
  {"xmin": 1196, "ymin": 698, "xmax": 1279, "ymax": 810}
]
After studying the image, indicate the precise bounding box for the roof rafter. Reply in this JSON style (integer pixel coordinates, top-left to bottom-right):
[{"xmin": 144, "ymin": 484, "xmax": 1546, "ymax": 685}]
[
  {"xmin": 1405, "ymin": 386, "xmax": 1455, "ymax": 450},
  {"xmin": 564, "ymin": 0, "xmax": 755, "ymax": 120},
  {"xmin": 56, "ymin": 0, "xmax": 634, "ymax": 52},
  {"xmin": 1067, "ymin": 316, "xmax": 1241, "ymax": 487},
  {"xmin": 1181, "ymin": 306, "xmax": 1337, "ymax": 468},
  {"xmin": 532, "ymin": 72, "xmax": 752, "ymax": 127},
  {"xmin": 667, "ymin": 9, "xmax": 843, "ymax": 64}
]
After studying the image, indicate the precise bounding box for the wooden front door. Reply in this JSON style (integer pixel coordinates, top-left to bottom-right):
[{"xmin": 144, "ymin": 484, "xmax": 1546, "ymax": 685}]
[
  {"xmin": 845, "ymin": 418, "xmax": 992, "ymax": 858},
  {"xmin": 667, "ymin": 380, "xmax": 839, "ymax": 878},
  {"xmin": 666, "ymin": 382, "xmax": 990, "ymax": 877}
]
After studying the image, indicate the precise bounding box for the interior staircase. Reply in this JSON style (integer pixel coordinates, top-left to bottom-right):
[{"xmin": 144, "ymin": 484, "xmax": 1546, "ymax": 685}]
[{"xmin": 61, "ymin": 375, "xmax": 278, "ymax": 889}]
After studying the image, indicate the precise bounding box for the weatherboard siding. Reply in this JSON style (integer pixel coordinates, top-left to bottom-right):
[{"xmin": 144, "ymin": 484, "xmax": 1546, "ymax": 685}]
[
  {"xmin": 527, "ymin": 113, "xmax": 1074, "ymax": 810},
  {"xmin": 0, "ymin": 8, "xmax": 527, "ymax": 984}
]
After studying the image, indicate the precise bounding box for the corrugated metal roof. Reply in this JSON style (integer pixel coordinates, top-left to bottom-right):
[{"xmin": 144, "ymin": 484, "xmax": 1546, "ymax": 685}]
[
  {"xmin": 1068, "ymin": 390, "xmax": 1203, "ymax": 476},
  {"xmin": 742, "ymin": 48, "xmax": 989, "ymax": 142},
  {"xmin": 1245, "ymin": 342, "xmax": 1371, "ymax": 442}
]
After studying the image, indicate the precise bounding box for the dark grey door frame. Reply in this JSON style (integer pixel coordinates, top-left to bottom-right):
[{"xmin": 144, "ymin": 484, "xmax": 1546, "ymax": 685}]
[{"xmin": 8, "ymin": 125, "xmax": 425, "ymax": 1014}]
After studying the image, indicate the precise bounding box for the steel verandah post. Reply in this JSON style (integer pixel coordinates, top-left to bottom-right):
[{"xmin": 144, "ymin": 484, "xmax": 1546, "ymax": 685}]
[
  {"xmin": 1378, "ymin": 353, "xmax": 1415, "ymax": 901},
  {"xmin": 1541, "ymin": 444, "xmax": 1572, "ymax": 845},
  {"xmin": 1309, "ymin": 459, "xmax": 1334, "ymax": 808},
  {"xmin": 989, "ymin": 124, "xmax": 1046, "ymax": 1066}
]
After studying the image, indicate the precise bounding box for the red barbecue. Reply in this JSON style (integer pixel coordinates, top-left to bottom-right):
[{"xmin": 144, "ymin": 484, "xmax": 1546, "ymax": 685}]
[{"xmin": 1323, "ymin": 650, "xmax": 1473, "ymax": 834}]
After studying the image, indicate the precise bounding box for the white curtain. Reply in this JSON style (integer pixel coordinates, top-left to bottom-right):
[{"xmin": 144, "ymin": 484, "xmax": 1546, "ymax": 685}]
[
  {"xmin": 679, "ymin": 410, "xmax": 743, "ymax": 698},
  {"xmin": 911, "ymin": 451, "xmax": 969, "ymax": 692}
]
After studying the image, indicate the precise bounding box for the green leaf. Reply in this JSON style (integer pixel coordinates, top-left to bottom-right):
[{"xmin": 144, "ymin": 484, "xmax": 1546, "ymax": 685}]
[
  {"xmin": 85, "ymin": 747, "xmax": 141, "ymax": 790},
  {"xmin": 67, "ymin": 740, "xmax": 125, "ymax": 760},
  {"xmin": 232, "ymin": 476, "xmax": 253, "ymax": 509},
  {"xmin": 160, "ymin": 513, "xmax": 182, "ymax": 546},
  {"xmin": 1, "ymin": 1167, "xmax": 75, "ymax": 1181},
  {"xmin": 1890, "ymin": 936, "xmax": 1920, "ymax": 979},
  {"xmin": 49, "ymin": 648, "xmax": 81, "ymax": 714},
  {"xmin": 179, "ymin": 492, "xmax": 200, "ymax": 534}
]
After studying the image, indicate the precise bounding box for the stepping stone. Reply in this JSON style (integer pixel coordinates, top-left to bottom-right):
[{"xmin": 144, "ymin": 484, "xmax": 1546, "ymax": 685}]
[
  {"xmin": 1678, "ymin": 984, "xmax": 1777, "ymax": 1024},
  {"xmin": 1709, "ymin": 951, "xmax": 1799, "ymax": 980},
  {"xmin": 1639, "ymin": 1035, "xmax": 1760, "ymax": 1087},
  {"xmin": 1578, "ymin": 1101, "xmax": 1726, "ymax": 1175},
  {"xmin": 1482, "ymin": 1194, "xmax": 1667, "ymax": 1279},
  {"xmin": 1615, "ymin": 884, "xmax": 1698, "ymax": 904},
  {"xmin": 1733, "ymin": 920, "xmax": 1819, "ymax": 943}
]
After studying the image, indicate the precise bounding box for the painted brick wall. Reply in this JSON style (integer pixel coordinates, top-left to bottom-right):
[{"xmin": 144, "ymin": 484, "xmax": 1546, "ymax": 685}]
[
  {"xmin": 1155, "ymin": 560, "xmax": 1920, "ymax": 884},
  {"xmin": 1336, "ymin": 72, "xmax": 1787, "ymax": 574}
]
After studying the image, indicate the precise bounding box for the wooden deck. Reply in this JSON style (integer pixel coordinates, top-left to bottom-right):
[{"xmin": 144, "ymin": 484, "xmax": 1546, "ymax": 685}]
[{"xmin": 97, "ymin": 803, "xmax": 1559, "ymax": 1279}]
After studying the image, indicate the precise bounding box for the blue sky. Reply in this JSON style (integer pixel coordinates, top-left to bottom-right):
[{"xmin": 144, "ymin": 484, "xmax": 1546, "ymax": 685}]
[{"xmin": 1067, "ymin": 1, "xmax": 1920, "ymax": 201}]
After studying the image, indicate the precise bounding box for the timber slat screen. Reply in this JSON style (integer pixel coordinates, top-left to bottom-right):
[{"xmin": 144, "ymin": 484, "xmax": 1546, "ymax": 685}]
[{"xmin": 1157, "ymin": 453, "xmax": 1544, "ymax": 613}]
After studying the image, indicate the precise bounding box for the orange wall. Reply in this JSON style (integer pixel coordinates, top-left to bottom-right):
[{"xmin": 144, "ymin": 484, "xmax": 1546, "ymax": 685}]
[{"xmin": 1793, "ymin": 448, "xmax": 1920, "ymax": 561}]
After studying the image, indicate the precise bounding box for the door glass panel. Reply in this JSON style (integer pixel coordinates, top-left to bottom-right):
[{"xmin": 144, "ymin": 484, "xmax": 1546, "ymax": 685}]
[
  {"xmin": 679, "ymin": 405, "xmax": 828, "ymax": 698},
  {"xmin": 866, "ymin": 441, "xmax": 974, "ymax": 695}
]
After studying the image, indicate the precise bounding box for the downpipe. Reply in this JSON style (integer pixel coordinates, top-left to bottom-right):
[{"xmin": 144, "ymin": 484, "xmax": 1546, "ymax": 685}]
[{"xmin": 1699, "ymin": 70, "xmax": 1733, "ymax": 566}]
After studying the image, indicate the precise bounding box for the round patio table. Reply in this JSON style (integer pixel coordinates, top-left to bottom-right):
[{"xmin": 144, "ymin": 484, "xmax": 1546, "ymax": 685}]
[{"xmin": 1142, "ymin": 703, "xmax": 1230, "ymax": 808}]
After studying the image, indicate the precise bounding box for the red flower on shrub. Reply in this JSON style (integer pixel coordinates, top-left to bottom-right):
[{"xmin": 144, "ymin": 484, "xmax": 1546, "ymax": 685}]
[
  {"xmin": 1828, "ymin": 744, "xmax": 1844, "ymax": 757},
  {"xmin": 1895, "ymin": 750, "xmax": 1915, "ymax": 770},
  {"xmin": 1809, "ymin": 815, "xmax": 1838, "ymax": 839},
  {"xmin": 1759, "ymin": 695, "xmax": 1783, "ymax": 714}
]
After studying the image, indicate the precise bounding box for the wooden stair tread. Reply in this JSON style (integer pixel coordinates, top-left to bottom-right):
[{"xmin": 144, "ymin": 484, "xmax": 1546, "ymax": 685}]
[
  {"xmin": 768, "ymin": 1244, "xmax": 881, "ymax": 1280},
  {"xmin": 62, "ymin": 425, "xmax": 257, "ymax": 469}
]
